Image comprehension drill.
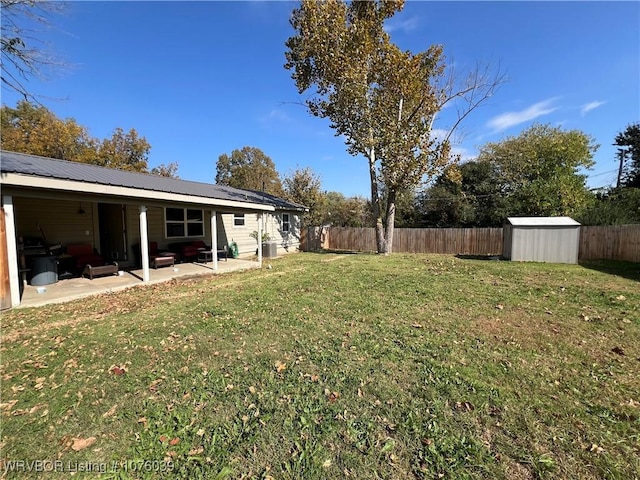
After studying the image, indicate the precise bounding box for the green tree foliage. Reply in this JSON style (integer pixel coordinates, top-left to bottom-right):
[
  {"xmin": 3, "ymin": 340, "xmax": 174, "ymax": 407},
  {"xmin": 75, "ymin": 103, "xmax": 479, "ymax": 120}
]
[
  {"xmin": 417, "ymin": 161, "xmax": 509, "ymax": 227},
  {"xmin": 285, "ymin": 0, "xmax": 501, "ymax": 253},
  {"xmin": 324, "ymin": 192, "xmax": 372, "ymax": 227},
  {"xmin": 150, "ymin": 162, "xmax": 179, "ymax": 178},
  {"xmin": 1, "ymin": 100, "xmax": 154, "ymax": 173},
  {"xmin": 283, "ymin": 167, "xmax": 325, "ymax": 226},
  {"xmin": 1, "ymin": 0, "xmax": 65, "ymax": 102},
  {"xmin": 95, "ymin": 127, "xmax": 150, "ymax": 172},
  {"xmin": 576, "ymin": 188, "xmax": 640, "ymax": 225},
  {"xmin": 614, "ymin": 123, "xmax": 640, "ymax": 188},
  {"xmin": 215, "ymin": 146, "xmax": 285, "ymax": 196},
  {"xmin": 1, "ymin": 100, "xmax": 96, "ymax": 160},
  {"xmin": 477, "ymin": 124, "xmax": 597, "ymax": 217}
]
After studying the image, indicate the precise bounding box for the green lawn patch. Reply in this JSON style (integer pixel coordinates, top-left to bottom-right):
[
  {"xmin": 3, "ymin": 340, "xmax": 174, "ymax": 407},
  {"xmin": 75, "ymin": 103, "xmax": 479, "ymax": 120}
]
[{"xmin": 1, "ymin": 253, "xmax": 639, "ymax": 479}]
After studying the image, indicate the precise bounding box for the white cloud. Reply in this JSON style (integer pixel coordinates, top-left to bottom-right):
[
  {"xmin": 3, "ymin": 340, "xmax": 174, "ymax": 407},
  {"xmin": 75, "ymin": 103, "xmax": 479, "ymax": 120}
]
[
  {"xmin": 580, "ymin": 100, "xmax": 605, "ymax": 116},
  {"xmin": 384, "ymin": 16, "xmax": 419, "ymax": 33},
  {"xmin": 430, "ymin": 128, "xmax": 449, "ymax": 143},
  {"xmin": 487, "ymin": 98, "xmax": 559, "ymax": 132},
  {"xmin": 258, "ymin": 109, "xmax": 290, "ymax": 124}
]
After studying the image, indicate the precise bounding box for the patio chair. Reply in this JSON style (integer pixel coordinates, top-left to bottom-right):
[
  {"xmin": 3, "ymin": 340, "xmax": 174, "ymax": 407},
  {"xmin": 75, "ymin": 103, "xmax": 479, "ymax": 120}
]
[
  {"xmin": 67, "ymin": 244, "xmax": 106, "ymax": 272},
  {"xmin": 149, "ymin": 241, "xmax": 176, "ymax": 268}
]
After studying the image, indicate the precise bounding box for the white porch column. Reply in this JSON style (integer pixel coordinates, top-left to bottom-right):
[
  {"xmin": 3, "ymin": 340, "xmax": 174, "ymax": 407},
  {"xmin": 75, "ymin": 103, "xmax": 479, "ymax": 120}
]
[
  {"xmin": 257, "ymin": 212, "xmax": 263, "ymax": 267},
  {"xmin": 211, "ymin": 210, "xmax": 218, "ymax": 272},
  {"xmin": 139, "ymin": 206, "xmax": 150, "ymax": 283},
  {"xmin": 3, "ymin": 195, "xmax": 21, "ymax": 307}
]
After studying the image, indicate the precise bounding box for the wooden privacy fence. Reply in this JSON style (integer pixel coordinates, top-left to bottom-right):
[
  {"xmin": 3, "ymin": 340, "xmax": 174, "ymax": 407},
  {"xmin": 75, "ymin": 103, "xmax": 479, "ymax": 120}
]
[
  {"xmin": 302, "ymin": 226, "xmax": 503, "ymax": 256},
  {"xmin": 579, "ymin": 225, "xmax": 640, "ymax": 262},
  {"xmin": 301, "ymin": 224, "xmax": 640, "ymax": 262}
]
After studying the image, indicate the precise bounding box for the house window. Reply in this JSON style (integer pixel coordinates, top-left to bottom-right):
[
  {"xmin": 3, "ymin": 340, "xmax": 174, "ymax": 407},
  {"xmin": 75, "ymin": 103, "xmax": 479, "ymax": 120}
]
[
  {"xmin": 234, "ymin": 213, "xmax": 245, "ymax": 227},
  {"xmin": 165, "ymin": 208, "xmax": 204, "ymax": 238},
  {"xmin": 282, "ymin": 213, "xmax": 290, "ymax": 232}
]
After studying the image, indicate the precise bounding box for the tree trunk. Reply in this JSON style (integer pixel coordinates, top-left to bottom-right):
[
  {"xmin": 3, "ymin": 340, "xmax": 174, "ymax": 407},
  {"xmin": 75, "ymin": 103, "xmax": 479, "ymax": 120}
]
[
  {"xmin": 383, "ymin": 188, "xmax": 397, "ymax": 254},
  {"xmin": 368, "ymin": 147, "xmax": 386, "ymax": 253}
]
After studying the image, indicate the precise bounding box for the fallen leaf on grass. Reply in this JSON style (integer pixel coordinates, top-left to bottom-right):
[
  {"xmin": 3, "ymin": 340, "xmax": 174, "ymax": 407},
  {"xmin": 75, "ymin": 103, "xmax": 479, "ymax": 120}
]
[
  {"xmin": 102, "ymin": 404, "xmax": 118, "ymax": 418},
  {"xmin": 589, "ymin": 444, "xmax": 604, "ymax": 454},
  {"xmin": 325, "ymin": 389, "xmax": 340, "ymax": 403},
  {"xmin": 109, "ymin": 365, "xmax": 127, "ymax": 376},
  {"xmin": 188, "ymin": 446, "xmax": 204, "ymax": 455},
  {"xmin": 71, "ymin": 436, "xmax": 97, "ymax": 451},
  {"xmin": 455, "ymin": 401, "xmax": 475, "ymax": 412},
  {"xmin": 275, "ymin": 361, "xmax": 287, "ymax": 373},
  {"xmin": 411, "ymin": 323, "xmax": 423, "ymax": 329},
  {"xmin": 169, "ymin": 437, "xmax": 180, "ymax": 446},
  {"xmin": 0, "ymin": 400, "xmax": 18, "ymax": 412},
  {"xmin": 29, "ymin": 404, "xmax": 46, "ymax": 415}
]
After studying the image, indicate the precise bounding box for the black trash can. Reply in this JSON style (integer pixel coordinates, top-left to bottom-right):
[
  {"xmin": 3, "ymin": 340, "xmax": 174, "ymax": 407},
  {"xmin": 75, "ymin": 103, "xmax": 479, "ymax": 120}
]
[{"xmin": 29, "ymin": 255, "xmax": 58, "ymax": 286}]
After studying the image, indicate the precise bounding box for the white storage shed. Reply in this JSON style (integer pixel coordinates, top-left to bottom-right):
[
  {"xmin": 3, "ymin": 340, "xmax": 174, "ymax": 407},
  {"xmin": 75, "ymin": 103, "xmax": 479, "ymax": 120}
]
[{"xmin": 503, "ymin": 217, "xmax": 581, "ymax": 264}]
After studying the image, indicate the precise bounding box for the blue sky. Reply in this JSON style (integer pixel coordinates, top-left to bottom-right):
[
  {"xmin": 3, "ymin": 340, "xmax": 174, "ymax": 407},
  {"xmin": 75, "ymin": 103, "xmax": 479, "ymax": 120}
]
[{"xmin": 2, "ymin": 1, "xmax": 638, "ymax": 197}]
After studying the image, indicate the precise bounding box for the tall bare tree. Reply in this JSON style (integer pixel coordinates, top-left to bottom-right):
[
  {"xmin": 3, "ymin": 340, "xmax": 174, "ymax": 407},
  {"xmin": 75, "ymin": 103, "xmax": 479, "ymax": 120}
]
[
  {"xmin": 285, "ymin": 0, "xmax": 503, "ymax": 253},
  {"xmin": 1, "ymin": 0, "xmax": 66, "ymax": 102}
]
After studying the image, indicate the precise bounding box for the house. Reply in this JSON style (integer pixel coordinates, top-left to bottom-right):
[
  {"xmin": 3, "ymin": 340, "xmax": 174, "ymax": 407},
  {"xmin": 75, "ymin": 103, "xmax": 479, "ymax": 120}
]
[{"xmin": 0, "ymin": 150, "xmax": 307, "ymax": 308}]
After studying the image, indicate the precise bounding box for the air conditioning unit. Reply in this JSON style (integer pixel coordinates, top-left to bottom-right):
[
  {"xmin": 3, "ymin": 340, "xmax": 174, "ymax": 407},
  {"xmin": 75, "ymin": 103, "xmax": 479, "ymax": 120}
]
[{"xmin": 261, "ymin": 242, "xmax": 277, "ymax": 258}]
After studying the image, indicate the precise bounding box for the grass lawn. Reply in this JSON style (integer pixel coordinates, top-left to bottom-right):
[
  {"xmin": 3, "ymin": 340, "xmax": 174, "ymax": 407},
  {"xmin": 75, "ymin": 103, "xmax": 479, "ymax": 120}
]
[{"xmin": 1, "ymin": 252, "xmax": 639, "ymax": 479}]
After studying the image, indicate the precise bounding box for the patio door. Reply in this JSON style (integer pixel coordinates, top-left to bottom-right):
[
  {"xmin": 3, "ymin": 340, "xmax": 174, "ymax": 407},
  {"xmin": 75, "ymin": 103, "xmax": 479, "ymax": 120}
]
[{"xmin": 98, "ymin": 203, "xmax": 127, "ymax": 261}]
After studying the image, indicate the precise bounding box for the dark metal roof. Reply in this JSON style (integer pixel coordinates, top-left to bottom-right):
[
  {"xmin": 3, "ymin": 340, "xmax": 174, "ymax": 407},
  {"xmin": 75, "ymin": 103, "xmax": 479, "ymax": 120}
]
[
  {"xmin": 1, "ymin": 150, "xmax": 306, "ymax": 211},
  {"xmin": 246, "ymin": 189, "xmax": 308, "ymax": 212}
]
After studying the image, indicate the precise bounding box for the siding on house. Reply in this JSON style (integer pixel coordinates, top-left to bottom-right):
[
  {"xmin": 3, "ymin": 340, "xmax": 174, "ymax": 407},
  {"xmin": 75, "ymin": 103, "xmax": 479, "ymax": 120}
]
[
  {"xmin": 263, "ymin": 212, "xmax": 302, "ymax": 254},
  {"xmin": 12, "ymin": 197, "xmax": 303, "ymax": 264},
  {"xmin": 13, "ymin": 197, "xmax": 99, "ymax": 247},
  {"xmin": 219, "ymin": 211, "xmax": 303, "ymax": 257}
]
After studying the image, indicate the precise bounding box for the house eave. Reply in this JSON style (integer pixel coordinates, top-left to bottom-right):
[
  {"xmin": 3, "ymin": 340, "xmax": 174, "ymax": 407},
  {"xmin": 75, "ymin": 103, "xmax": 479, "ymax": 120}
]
[{"xmin": 1, "ymin": 173, "xmax": 276, "ymax": 212}]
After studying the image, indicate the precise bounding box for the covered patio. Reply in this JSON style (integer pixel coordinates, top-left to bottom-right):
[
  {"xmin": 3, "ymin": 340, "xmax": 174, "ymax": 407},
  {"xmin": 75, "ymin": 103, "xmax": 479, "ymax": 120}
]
[
  {"xmin": 17, "ymin": 257, "xmax": 259, "ymax": 308},
  {"xmin": 1, "ymin": 151, "xmax": 280, "ymax": 309}
]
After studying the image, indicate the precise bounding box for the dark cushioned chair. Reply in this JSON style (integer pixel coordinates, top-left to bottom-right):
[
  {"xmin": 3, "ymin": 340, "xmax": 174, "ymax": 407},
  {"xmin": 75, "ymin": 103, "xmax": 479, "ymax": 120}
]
[
  {"xmin": 67, "ymin": 244, "xmax": 105, "ymax": 272},
  {"xmin": 149, "ymin": 241, "xmax": 175, "ymax": 268},
  {"xmin": 168, "ymin": 240, "xmax": 209, "ymax": 262}
]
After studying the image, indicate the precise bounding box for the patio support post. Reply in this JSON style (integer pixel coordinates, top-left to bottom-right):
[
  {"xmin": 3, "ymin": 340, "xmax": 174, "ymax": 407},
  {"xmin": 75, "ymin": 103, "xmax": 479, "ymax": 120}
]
[
  {"xmin": 257, "ymin": 212, "xmax": 263, "ymax": 267},
  {"xmin": 211, "ymin": 210, "xmax": 218, "ymax": 272},
  {"xmin": 139, "ymin": 205, "xmax": 150, "ymax": 282},
  {"xmin": 2, "ymin": 195, "xmax": 21, "ymax": 307}
]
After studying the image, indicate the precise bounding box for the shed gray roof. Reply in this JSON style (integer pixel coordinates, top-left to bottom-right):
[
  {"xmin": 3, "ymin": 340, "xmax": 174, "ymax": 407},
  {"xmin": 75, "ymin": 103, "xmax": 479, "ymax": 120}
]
[
  {"xmin": 507, "ymin": 216, "xmax": 581, "ymax": 227},
  {"xmin": 0, "ymin": 150, "xmax": 306, "ymax": 211}
]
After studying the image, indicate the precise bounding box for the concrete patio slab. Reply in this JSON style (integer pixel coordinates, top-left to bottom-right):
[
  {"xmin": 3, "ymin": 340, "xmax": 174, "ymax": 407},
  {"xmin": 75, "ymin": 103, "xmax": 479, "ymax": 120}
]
[{"xmin": 17, "ymin": 258, "xmax": 259, "ymax": 309}]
